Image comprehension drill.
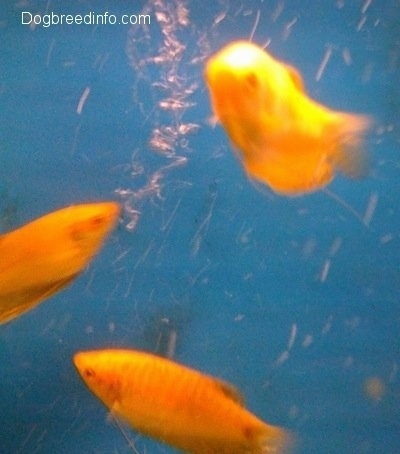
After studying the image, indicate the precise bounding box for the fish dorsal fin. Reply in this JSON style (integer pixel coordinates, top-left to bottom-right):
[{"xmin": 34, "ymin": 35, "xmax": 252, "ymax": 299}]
[
  {"xmin": 285, "ymin": 64, "xmax": 305, "ymax": 92},
  {"xmin": 213, "ymin": 378, "xmax": 246, "ymax": 406}
]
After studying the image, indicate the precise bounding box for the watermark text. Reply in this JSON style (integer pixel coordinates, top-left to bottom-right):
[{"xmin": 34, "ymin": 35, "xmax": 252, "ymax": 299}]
[{"xmin": 21, "ymin": 11, "xmax": 151, "ymax": 28}]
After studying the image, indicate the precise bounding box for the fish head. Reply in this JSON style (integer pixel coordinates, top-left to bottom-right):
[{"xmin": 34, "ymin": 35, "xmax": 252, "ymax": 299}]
[
  {"xmin": 66, "ymin": 202, "xmax": 120, "ymax": 257},
  {"xmin": 206, "ymin": 41, "xmax": 265, "ymax": 117},
  {"xmin": 205, "ymin": 41, "xmax": 290, "ymax": 118},
  {"xmin": 73, "ymin": 350, "xmax": 122, "ymax": 409},
  {"xmin": 206, "ymin": 42, "xmax": 282, "ymax": 160}
]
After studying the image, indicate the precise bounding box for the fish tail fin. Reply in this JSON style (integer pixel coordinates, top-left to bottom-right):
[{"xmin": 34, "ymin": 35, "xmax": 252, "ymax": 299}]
[
  {"xmin": 257, "ymin": 423, "xmax": 295, "ymax": 454},
  {"xmin": 331, "ymin": 112, "xmax": 372, "ymax": 178}
]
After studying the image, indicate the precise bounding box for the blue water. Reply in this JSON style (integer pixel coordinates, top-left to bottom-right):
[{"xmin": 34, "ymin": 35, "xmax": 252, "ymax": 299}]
[{"xmin": 1, "ymin": 0, "xmax": 399, "ymax": 453}]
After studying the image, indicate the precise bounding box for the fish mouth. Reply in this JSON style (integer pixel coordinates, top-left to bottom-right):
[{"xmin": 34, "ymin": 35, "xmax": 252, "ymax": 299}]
[
  {"xmin": 105, "ymin": 201, "xmax": 121, "ymax": 220},
  {"xmin": 73, "ymin": 351, "xmax": 91, "ymax": 378},
  {"xmin": 95, "ymin": 201, "xmax": 121, "ymax": 228},
  {"xmin": 100, "ymin": 202, "xmax": 121, "ymax": 233}
]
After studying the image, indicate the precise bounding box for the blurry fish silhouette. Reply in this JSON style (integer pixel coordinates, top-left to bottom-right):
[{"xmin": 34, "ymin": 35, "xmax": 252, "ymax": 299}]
[
  {"xmin": 0, "ymin": 202, "xmax": 120, "ymax": 324},
  {"xmin": 73, "ymin": 348, "xmax": 292, "ymax": 454},
  {"xmin": 205, "ymin": 40, "xmax": 371, "ymax": 196}
]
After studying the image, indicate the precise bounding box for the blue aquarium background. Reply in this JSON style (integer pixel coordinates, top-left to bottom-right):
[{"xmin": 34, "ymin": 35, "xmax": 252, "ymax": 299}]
[{"xmin": 1, "ymin": 0, "xmax": 399, "ymax": 453}]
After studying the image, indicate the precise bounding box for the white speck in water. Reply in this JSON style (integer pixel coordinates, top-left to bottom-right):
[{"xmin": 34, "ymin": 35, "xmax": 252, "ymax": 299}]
[
  {"xmin": 357, "ymin": 15, "xmax": 367, "ymax": 32},
  {"xmin": 363, "ymin": 192, "xmax": 378, "ymax": 227},
  {"xmin": 316, "ymin": 46, "xmax": 333, "ymax": 82},
  {"xmin": 361, "ymin": 0, "xmax": 373, "ymax": 14},
  {"xmin": 76, "ymin": 86, "xmax": 91, "ymax": 115},
  {"xmin": 166, "ymin": 329, "xmax": 177, "ymax": 359},
  {"xmin": 342, "ymin": 47, "xmax": 352, "ymax": 66},
  {"xmin": 302, "ymin": 334, "xmax": 313, "ymax": 348},
  {"xmin": 271, "ymin": 1, "xmax": 284, "ymax": 22},
  {"xmin": 322, "ymin": 315, "xmax": 333, "ymax": 335},
  {"xmin": 108, "ymin": 322, "xmax": 115, "ymax": 333},
  {"xmin": 344, "ymin": 356, "xmax": 354, "ymax": 368},
  {"xmin": 389, "ymin": 361, "xmax": 398, "ymax": 383},
  {"xmin": 85, "ymin": 325, "xmax": 94, "ymax": 334},
  {"xmin": 302, "ymin": 238, "xmax": 317, "ymax": 258},
  {"xmin": 329, "ymin": 237, "xmax": 342, "ymax": 257},
  {"xmin": 319, "ymin": 259, "xmax": 331, "ymax": 283},
  {"xmin": 275, "ymin": 350, "xmax": 290, "ymax": 366},
  {"xmin": 287, "ymin": 323, "xmax": 297, "ymax": 350},
  {"xmin": 282, "ymin": 17, "xmax": 298, "ymax": 41},
  {"xmin": 380, "ymin": 233, "xmax": 394, "ymax": 244},
  {"xmin": 249, "ymin": 9, "xmax": 261, "ymax": 42}
]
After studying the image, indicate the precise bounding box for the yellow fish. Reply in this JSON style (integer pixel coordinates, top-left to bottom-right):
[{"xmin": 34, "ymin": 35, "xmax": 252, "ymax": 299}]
[
  {"xmin": 0, "ymin": 202, "xmax": 120, "ymax": 324},
  {"xmin": 205, "ymin": 40, "xmax": 371, "ymax": 196},
  {"xmin": 73, "ymin": 348, "xmax": 292, "ymax": 454}
]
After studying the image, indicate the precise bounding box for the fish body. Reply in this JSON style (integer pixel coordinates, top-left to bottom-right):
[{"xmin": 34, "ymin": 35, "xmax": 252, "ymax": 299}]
[
  {"xmin": 73, "ymin": 348, "xmax": 291, "ymax": 453},
  {"xmin": 0, "ymin": 202, "xmax": 120, "ymax": 324},
  {"xmin": 205, "ymin": 41, "xmax": 370, "ymax": 195}
]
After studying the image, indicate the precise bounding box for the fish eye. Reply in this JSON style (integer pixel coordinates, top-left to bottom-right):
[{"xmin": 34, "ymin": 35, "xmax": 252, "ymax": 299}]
[
  {"xmin": 90, "ymin": 215, "xmax": 106, "ymax": 228},
  {"xmin": 84, "ymin": 367, "xmax": 96, "ymax": 378},
  {"xmin": 70, "ymin": 215, "xmax": 105, "ymax": 241},
  {"xmin": 244, "ymin": 72, "xmax": 258, "ymax": 90}
]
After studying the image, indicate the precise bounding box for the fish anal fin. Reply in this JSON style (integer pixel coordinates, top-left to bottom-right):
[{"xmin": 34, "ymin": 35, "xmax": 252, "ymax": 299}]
[
  {"xmin": 0, "ymin": 303, "xmax": 36, "ymax": 325},
  {"xmin": 0, "ymin": 274, "xmax": 78, "ymax": 324}
]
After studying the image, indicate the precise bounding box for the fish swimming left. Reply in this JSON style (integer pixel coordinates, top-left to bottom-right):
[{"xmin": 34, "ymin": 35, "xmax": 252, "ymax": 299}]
[
  {"xmin": 0, "ymin": 202, "xmax": 120, "ymax": 324},
  {"xmin": 73, "ymin": 348, "xmax": 293, "ymax": 453},
  {"xmin": 205, "ymin": 41, "xmax": 371, "ymax": 196}
]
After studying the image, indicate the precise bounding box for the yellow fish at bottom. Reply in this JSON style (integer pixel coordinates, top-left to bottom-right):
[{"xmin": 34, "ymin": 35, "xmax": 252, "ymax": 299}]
[
  {"xmin": 73, "ymin": 348, "xmax": 292, "ymax": 454},
  {"xmin": 0, "ymin": 202, "xmax": 120, "ymax": 324},
  {"xmin": 205, "ymin": 41, "xmax": 371, "ymax": 196}
]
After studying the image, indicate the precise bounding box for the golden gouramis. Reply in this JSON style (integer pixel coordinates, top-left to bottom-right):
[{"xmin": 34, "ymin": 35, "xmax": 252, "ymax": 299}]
[
  {"xmin": 205, "ymin": 41, "xmax": 371, "ymax": 196},
  {"xmin": 73, "ymin": 348, "xmax": 292, "ymax": 453},
  {"xmin": 0, "ymin": 202, "xmax": 120, "ymax": 324}
]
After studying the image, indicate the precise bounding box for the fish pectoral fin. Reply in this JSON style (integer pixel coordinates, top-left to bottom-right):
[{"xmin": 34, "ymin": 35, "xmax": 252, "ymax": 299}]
[
  {"xmin": 106, "ymin": 403, "xmax": 123, "ymax": 424},
  {"xmin": 25, "ymin": 274, "xmax": 79, "ymax": 303},
  {"xmin": 212, "ymin": 377, "xmax": 246, "ymax": 406}
]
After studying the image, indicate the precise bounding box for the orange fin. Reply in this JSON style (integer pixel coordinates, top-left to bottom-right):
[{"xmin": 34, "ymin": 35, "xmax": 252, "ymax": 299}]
[
  {"xmin": 258, "ymin": 423, "xmax": 296, "ymax": 454},
  {"xmin": 0, "ymin": 274, "xmax": 78, "ymax": 324},
  {"xmin": 332, "ymin": 113, "xmax": 372, "ymax": 178},
  {"xmin": 285, "ymin": 64, "xmax": 305, "ymax": 92},
  {"xmin": 26, "ymin": 274, "xmax": 78, "ymax": 302}
]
